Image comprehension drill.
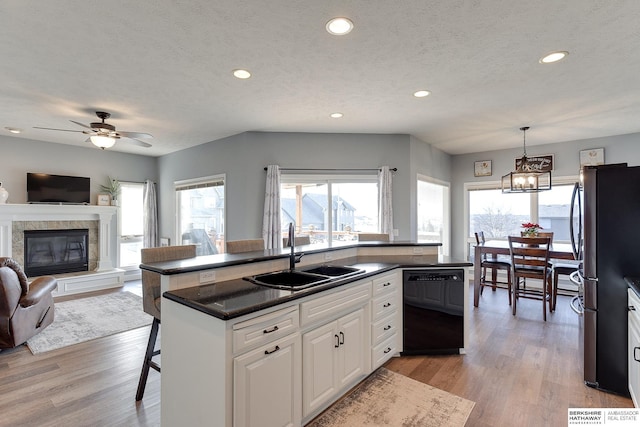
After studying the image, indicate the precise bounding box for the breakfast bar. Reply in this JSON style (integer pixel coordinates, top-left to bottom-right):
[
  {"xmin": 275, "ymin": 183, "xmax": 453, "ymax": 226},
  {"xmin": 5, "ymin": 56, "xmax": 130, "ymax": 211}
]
[{"xmin": 140, "ymin": 241, "xmax": 471, "ymax": 427}]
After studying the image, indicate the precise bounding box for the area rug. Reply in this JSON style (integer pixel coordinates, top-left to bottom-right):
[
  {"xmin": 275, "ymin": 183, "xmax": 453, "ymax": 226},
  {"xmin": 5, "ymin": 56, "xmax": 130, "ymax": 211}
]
[
  {"xmin": 26, "ymin": 291, "xmax": 152, "ymax": 355},
  {"xmin": 307, "ymin": 367, "xmax": 475, "ymax": 427}
]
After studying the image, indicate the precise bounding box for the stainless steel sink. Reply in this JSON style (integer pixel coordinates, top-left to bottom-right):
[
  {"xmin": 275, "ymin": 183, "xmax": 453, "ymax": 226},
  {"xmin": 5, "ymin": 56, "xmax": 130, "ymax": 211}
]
[
  {"xmin": 244, "ymin": 270, "xmax": 330, "ymax": 289},
  {"xmin": 302, "ymin": 265, "xmax": 363, "ymax": 278}
]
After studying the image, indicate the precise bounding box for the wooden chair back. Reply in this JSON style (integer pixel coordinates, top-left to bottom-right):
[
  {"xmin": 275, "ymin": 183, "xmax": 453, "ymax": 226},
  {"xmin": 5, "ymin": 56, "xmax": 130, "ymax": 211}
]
[
  {"xmin": 358, "ymin": 233, "xmax": 390, "ymax": 242},
  {"xmin": 140, "ymin": 244, "xmax": 197, "ymax": 320},
  {"xmin": 508, "ymin": 236, "xmax": 552, "ymax": 279},
  {"xmin": 283, "ymin": 235, "xmax": 311, "ymax": 247},
  {"xmin": 226, "ymin": 239, "xmax": 265, "ymax": 254}
]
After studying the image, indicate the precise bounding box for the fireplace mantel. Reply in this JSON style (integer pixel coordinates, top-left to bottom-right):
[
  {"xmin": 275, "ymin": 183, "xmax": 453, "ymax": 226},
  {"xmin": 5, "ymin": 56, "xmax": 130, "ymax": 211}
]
[{"xmin": 0, "ymin": 204, "xmax": 123, "ymax": 295}]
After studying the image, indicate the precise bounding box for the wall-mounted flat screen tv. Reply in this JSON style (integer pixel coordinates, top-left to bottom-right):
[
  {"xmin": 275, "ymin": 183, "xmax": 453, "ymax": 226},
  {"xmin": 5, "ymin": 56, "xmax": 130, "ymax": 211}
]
[{"xmin": 27, "ymin": 173, "xmax": 91, "ymax": 204}]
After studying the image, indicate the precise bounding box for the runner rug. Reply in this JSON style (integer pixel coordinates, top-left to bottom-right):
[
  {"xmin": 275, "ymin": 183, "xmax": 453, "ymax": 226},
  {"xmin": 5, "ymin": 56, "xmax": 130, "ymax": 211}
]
[
  {"xmin": 307, "ymin": 367, "xmax": 475, "ymax": 427},
  {"xmin": 26, "ymin": 291, "xmax": 152, "ymax": 355}
]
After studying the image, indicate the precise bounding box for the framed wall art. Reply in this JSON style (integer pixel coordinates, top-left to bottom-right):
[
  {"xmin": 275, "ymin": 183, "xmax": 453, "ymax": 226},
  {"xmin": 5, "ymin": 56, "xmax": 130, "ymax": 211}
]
[
  {"xmin": 580, "ymin": 148, "xmax": 604, "ymax": 167},
  {"xmin": 474, "ymin": 160, "xmax": 492, "ymax": 177}
]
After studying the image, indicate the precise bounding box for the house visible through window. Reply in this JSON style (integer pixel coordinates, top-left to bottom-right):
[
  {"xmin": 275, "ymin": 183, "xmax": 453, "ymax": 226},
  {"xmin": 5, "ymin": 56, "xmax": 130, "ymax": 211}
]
[
  {"xmin": 175, "ymin": 175, "xmax": 225, "ymax": 255},
  {"xmin": 280, "ymin": 175, "xmax": 378, "ymax": 243}
]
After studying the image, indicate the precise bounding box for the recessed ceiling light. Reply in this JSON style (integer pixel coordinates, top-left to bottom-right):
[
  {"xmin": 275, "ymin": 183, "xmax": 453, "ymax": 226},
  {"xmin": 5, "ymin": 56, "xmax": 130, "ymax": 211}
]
[
  {"xmin": 4, "ymin": 127, "xmax": 22, "ymax": 134},
  {"xmin": 413, "ymin": 90, "xmax": 431, "ymax": 98},
  {"xmin": 539, "ymin": 51, "xmax": 569, "ymax": 64},
  {"xmin": 326, "ymin": 17, "xmax": 354, "ymax": 35},
  {"xmin": 330, "ymin": 112, "xmax": 343, "ymax": 119},
  {"xmin": 233, "ymin": 69, "xmax": 251, "ymax": 79}
]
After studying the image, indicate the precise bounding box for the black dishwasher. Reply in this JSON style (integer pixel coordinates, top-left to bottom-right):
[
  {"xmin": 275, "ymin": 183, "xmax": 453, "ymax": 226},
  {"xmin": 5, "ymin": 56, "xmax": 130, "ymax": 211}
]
[{"xmin": 402, "ymin": 269, "xmax": 464, "ymax": 355}]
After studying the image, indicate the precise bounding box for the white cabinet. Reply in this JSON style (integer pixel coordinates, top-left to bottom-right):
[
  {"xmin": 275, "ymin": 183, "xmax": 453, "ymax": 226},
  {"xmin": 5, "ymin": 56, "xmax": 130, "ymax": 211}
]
[
  {"xmin": 302, "ymin": 308, "xmax": 367, "ymax": 418},
  {"xmin": 371, "ymin": 272, "xmax": 401, "ymax": 369},
  {"xmin": 629, "ymin": 289, "xmax": 640, "ymax": 407},
  {"xmin": 234, "ymin": 332, "xmax": 301, "ymax": 427},
  {"xmin": 233, "ymin": 307, "xmax": 301, "ymax": 427}
]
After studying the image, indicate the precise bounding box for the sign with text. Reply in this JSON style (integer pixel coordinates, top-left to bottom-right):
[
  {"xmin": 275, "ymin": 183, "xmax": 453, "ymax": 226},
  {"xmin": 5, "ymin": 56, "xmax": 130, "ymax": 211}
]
[{"xmin": 515, "ymin": 154, "xmax": 553, "ymax": 172}]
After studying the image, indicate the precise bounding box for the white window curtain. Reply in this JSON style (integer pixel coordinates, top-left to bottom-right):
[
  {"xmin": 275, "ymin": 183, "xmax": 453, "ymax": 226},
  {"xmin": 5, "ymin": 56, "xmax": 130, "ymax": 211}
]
[
  {"xmin": 143, "ymin": 180, "xmax": 159, "ymax": 248},
  {"xmin": 378, "ymin": 166, "xmax": 394, "ymax": 241},
  {"xmin": 262, "ymin": 165, "xmax": 282, "ymax": 249}
]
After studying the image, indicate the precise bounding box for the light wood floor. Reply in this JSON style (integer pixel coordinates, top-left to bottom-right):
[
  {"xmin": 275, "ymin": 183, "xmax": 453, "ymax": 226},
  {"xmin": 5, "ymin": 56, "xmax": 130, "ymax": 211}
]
[{"xmin": 0, "ymin": 282, "xmax": 632, "ymax": 426}]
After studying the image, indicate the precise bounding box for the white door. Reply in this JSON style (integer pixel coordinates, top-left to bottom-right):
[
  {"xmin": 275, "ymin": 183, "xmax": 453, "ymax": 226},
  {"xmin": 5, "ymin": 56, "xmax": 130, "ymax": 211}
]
[{"xmin": 234, "ymin": 333, "xmax": 301, "ymax": 427}]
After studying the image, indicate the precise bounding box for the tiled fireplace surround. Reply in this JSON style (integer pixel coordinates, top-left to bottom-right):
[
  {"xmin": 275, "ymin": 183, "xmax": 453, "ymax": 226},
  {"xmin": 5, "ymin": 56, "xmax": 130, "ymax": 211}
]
[{"xmin": 0, "ymin": 204, "xmax": 124, "ymax": 295}]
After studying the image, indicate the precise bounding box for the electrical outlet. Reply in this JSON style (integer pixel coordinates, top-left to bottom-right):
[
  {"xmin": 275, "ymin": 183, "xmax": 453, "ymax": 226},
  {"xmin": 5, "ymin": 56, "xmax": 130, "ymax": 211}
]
[
  {"xmin": 199, "ymin": 270, "xmax": 216, "ymax": 283},
  {"xmin": 412, "ymin": 247, "xmax": 424, "ymax": 255}
]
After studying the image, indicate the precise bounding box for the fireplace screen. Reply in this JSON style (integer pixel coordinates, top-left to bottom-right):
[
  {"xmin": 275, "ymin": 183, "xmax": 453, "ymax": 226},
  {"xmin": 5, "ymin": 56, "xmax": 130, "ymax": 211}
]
[{"xmin": 24, "ymin": 229, "xmax": 89, "ymax": 276}]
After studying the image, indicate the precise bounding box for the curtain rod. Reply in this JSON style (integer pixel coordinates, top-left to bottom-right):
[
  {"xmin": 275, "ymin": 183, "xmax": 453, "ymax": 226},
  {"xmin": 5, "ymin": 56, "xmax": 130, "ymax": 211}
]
[{"xmin": 264, "ymin": 167, "xmax": 397, "ymax": 172}]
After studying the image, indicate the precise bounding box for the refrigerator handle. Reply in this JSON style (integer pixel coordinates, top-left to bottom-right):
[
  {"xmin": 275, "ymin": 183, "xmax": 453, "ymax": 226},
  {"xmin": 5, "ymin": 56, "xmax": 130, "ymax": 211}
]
[{"xmin": 569, "ymin": 182, "xmax": 582, "ymax": 260}]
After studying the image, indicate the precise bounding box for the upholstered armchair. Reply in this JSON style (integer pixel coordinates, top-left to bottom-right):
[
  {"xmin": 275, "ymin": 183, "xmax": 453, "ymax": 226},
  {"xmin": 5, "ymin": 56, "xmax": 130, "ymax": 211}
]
[{"xmin": 0, "ymin": 257, "xmax": 57, "ymax": 349}]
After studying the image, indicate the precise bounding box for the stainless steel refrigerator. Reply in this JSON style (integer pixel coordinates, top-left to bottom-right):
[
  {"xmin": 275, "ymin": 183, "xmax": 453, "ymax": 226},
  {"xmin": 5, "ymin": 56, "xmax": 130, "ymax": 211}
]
[{"xmin": 583, "ymin": 163, "xmax": 640, "ymax": 396}]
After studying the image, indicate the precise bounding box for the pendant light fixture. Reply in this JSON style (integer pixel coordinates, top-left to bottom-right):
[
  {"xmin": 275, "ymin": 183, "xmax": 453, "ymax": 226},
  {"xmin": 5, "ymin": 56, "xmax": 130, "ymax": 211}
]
[{"xmin": 501, "ymin": 126, "xmax": 552, "ymax": 193}]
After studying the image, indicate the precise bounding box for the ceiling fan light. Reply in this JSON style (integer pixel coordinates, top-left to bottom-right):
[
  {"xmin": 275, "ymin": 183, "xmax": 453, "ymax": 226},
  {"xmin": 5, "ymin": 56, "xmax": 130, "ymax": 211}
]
[{"xmin": 90, "ymin": 135, "xmax": 116, "ymax": 149}]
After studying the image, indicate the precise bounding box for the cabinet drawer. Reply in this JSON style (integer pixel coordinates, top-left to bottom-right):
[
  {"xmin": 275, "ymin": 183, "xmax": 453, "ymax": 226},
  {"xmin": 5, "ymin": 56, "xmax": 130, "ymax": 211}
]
[
  {"xmin": 372, "ymin": 290, "xmax": 398, "ymax": 320},
  {"xmin": 372, "ymin": 273, "xmax": 397, "ymax": 296},
  {"xmin": 372, "ymin": 333, "xmax": 397, "ymax": 369},
  {"xmin": 233, "ymin": 306, "xmax": 299, "ymax": 354},
  {"xmin": 371, "ymin": 312, "xmax": 397, "ymax": 345},
  {"xmin": 300, "ymin": 281, "xmax": 371, "ymax": 327}
]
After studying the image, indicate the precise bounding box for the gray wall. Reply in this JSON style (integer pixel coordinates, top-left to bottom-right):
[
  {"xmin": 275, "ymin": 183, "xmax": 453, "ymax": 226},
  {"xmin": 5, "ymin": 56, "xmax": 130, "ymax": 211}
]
[
  {"xmin": 0, "ymin": 135, "xmax": 158, "ymax": 263},
  {"xmin": 157, "ymin": 131, "xmax": 452, "ymax": 243},
  {"xmin": 450, "ymin": 132, "xmax": 640, "ymax": 260}
]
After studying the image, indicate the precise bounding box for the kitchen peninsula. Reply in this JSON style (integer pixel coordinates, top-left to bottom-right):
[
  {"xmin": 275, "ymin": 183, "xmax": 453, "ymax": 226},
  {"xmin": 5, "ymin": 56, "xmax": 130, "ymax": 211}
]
[{"xmin": 141, "ymin": 241, "xmax": 471, "ymax": 427}]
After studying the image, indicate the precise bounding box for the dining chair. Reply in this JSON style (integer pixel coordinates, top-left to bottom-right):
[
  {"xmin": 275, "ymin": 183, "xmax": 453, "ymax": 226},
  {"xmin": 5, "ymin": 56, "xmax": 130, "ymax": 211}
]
[
  {"xmin": 508, "ymin": 235, "xmax": 554, "ymax": 321},
  {"xmin": 475, "ymin": 231, "xmax": 512, "ymax": 305},
  {"xmin": 226, "ymin": 239, "xmax": 265, "ymax": 254},
  {"xmin": 357, "ymin": 233, "xmax": 390, "ymax": 242}
]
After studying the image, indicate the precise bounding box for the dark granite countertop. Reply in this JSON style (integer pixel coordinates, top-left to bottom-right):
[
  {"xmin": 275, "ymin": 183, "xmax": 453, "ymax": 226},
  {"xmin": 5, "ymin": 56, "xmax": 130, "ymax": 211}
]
[
  {"xmin": 141, "ymin": 241, "xmax": 442, "ymax": 275},
  {"xmin": 163, "ymin": 254, "xmax": 472, "ymax": 321}
]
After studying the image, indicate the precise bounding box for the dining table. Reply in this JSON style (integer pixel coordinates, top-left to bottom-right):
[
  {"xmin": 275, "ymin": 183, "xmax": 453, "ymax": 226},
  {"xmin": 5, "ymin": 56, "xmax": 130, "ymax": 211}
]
[{"xmin": 473, "ymin": 239, "xmax": 576, "ymax": 307}]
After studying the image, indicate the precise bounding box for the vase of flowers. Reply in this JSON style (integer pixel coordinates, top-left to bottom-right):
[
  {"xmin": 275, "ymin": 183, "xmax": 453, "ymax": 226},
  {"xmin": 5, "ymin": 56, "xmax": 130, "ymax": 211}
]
[{"xmin": 521, "ymin": 222, "xmax": 542, "ymax": 237}]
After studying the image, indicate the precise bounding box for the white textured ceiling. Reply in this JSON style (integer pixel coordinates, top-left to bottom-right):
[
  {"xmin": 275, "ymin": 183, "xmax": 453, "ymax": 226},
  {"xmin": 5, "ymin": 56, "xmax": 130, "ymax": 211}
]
[{"xmin": 1, "ymin": 1, "xmax": 639, "ymax": 156}]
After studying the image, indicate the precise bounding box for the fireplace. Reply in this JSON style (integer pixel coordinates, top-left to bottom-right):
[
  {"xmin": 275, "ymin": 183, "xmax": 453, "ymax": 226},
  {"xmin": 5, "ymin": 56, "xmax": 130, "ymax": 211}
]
[{"xmin": 24, "ymin": 229, "xmax": 89, "ymax": 276}]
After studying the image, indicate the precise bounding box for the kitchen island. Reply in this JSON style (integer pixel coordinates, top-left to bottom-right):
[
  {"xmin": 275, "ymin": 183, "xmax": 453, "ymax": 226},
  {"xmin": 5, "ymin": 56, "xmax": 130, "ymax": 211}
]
[{"xmin": 141, "ymin": 241, "xmax": 471, "ymax": 427}]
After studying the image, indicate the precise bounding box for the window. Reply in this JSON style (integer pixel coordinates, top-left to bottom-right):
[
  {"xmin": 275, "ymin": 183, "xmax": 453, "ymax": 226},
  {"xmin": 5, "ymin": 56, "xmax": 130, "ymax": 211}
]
[
  {"xmin": 280, "ymin": 174, "xmax": 378, "ymax": 243},
  {"xmin": 465, "ymin": 176, "xmax": 579, "ymax": 260},
  {"xmin": 175, "ymin": 175, "xmax": 225, "ymax": 255},
  {"xmin": 118, "ymin": 182, "xmax": 144, "ymax": 269},
  {"xmin": 417, "ymin": 175, "xmax": 450, "ymax": 255}
]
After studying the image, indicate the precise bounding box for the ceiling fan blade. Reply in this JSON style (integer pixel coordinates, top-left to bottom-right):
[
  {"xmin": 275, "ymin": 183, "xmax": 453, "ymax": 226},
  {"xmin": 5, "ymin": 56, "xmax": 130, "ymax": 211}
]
[
  {"xmin": 117, "ymin": 130, "xmax": 153, "ymax": 139},
  {"xmin": 70, "ymin": 120, "xmax": 93, "ymax": 129},
  {"xmin": 126, "ymin": 138, "xmax": 152, "ymax": 148},
  {"xmin": 33, "ymin": 126, "xmax": 84, "ymax": 133}
]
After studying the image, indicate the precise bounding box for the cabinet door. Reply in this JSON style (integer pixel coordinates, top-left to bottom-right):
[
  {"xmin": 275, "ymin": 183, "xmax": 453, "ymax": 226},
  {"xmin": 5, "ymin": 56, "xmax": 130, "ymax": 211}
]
[
  {"xmin": 234, "ymin": 333, "xmax": 301, "ymax": 427},
  {"xmin": 302, "ymin": 321, "xmax": 339, "ymax": 417},
  {"xmin": 337, "ymin": 308, "xmax": 367, "ymax": 389}
]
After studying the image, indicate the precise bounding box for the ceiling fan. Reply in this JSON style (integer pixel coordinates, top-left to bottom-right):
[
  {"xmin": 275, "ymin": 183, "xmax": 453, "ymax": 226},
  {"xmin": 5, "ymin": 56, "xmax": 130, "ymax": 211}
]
[{"xmin": 34, "ymin": 111, "xmax": 153, "ymax": 149}]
